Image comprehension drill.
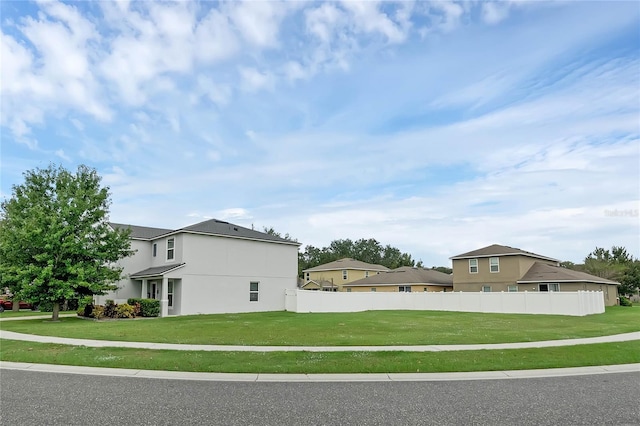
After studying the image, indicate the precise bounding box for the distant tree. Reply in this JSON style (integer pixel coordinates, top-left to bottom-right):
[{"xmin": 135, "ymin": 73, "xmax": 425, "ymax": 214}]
[
  {"xmin": 0, "ymin": 165, "xmax": 134, "ymax": 320},
  {"xmin": 432, "ymin": 266, "xmax": 453, "ymax": 274},
  {"xmin": 262, "ymin": 226, "xmax": 297, "ymax": 242},
  {"xmin": 298, "ymin": 239, "xmax": 417, "ymax": 277},
  {"xmin": 619, "ymin": 261, "xmax": 640, "ymax": 297},
  {"xmin": 583, "ymin": 246, "xmax": 630, "ymax": 281}
]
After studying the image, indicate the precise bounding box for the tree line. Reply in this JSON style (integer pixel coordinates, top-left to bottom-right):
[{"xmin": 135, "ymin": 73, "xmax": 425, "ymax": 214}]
[{"xmin": 562, "ymin": 246, "xmax": 640, "ymax": 297}]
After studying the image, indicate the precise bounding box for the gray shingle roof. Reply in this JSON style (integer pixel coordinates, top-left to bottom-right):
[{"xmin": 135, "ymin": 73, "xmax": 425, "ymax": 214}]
[
  {"xmin": 130, "ymin": 263, "xmax": 186, "ymax": 278},
  {"xmin": 111, "ymin": 219, "xmax": 299, "ymax": 245},
  {"xmin": 179, "ymin": 219, "xmax": 299, "ymax": 245},
  {"xmin": 518, "ymin": 262, "xmax": 619, "ymax": 285},
  {"xmin": 110, "ymin": 223, "xmax": 172, "ymax": 240},
  {"xmin": 303, "ymin": 258, "xmax": 390, "ymax": 273},
  {"xmin": 344, "ymin": 266, "xmax": 453, "ymax": 287},
  {"xmin": 450, "ymin": 244, "xmax": 559, "ymax": 262}
]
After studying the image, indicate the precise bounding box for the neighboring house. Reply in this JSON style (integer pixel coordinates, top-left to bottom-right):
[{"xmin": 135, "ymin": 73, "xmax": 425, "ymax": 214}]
[
  {"xmin": 302, "ymin": 258, "xmax": 389, "ymax": 291},
  {"xmin": 301, "ymin": 279, "xmax": 338, "ymax": 291},
  {"xmin": 450, "ymin": 244, "xmax": 619, "ymax": 306},
  {"xmin": 102, "ymin": 219, "xmax": 300, "ymax": 316},
  {"xmin": 342, "ymin": 266, "xmax": 453, "ymax": 293}
]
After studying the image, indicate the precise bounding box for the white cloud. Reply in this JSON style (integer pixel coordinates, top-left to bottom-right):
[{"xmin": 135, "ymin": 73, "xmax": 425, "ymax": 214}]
[{"xmin": 239, "ymin": 67, "xmax": 274, "ymax": 92}]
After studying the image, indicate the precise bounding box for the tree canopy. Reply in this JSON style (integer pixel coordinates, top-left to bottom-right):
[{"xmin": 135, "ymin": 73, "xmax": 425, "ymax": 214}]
[
  {"xmin": 563, "ymin": 246, "xmax": 639, "ymax": 298},
  {"xmin": 0, "ymin": 165, "xmax": 133, "ymax": 320}
]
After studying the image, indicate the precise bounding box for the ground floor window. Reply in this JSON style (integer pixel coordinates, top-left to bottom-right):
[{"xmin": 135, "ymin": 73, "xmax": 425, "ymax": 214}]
[
  {"xmin": 250, "ymin": 281, "xmax": 259, "ymax": 301},
  {"xmin": 346, "ymin": 288, "xmax": 352, "ymax": 292},
  {"xmin": 370, "ymin": 288, "xmax": 376, "ymax": 292},
  {"xmin": 399, "ymin": 286, "xmax": 411, "ymax": 292},
  {"xmin": 167, "ymin": 280, "xmax": 174, "ymax": 307},
  {"xmin": 508, "ymin": 285, "xmax": 518, "ymax": 292},
  {"xmin": 482, "ymin": 285, "xmax": 491, "ymax": 292},
  {"xmin": 539, "ymin": 283, "xmax": 559, "ymax": 292}
]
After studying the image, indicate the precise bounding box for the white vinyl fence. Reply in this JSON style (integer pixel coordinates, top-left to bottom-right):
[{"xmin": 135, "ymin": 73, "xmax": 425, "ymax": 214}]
[{"xmin": 284, "ymin": 289, "xmax": 605, "ymax": 316}]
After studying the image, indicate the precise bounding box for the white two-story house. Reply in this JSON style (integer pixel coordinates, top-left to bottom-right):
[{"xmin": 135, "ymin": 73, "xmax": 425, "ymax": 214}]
[{"xmin": 101, "ymin": 219, "xmax": 300, "ymax": 316}]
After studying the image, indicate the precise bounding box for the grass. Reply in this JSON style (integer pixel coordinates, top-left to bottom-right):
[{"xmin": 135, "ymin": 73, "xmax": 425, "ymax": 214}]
[
  {"xmin": 1, "ymin": 339, "xmax": 638, "ymax": 374},
  {"xmin": 1, "ymin": 307, "xmax": 638, "ymax": 346}
]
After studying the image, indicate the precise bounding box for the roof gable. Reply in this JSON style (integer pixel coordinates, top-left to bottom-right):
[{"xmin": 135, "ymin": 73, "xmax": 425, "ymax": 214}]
[
  {"xmin": 450, "ymin": 244, "xmax": 559, "ymax": 262},
  {"xmin": 303, "ymin": 258, "xmax": 390, "ymax": 273}
]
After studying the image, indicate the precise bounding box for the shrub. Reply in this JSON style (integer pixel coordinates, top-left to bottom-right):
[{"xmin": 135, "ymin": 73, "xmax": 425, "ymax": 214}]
[
  {"xmin": 77, "ymin": 308, "xmax": 84, "ymax": 316},
  {"xmin": 139, "ymin": 299, "xmax": 160, "ymax": 317},
  {"xmin": 83, "ymin": 303, "xmax": 94, "ymax": 318},
  {"xmin": 92, "ymin": 305, "xmax": 105, "ymax": 320},
  {"xmin": 116, "ymin": 303, "xmax": 135, "ymax": 319},
  {"xmin": 104, "ymin": 300, "xmax": 118, "ymax": 318},
  {"xmin": 619, "ymin": 296, "xmax": 632, "ymax": 307}
]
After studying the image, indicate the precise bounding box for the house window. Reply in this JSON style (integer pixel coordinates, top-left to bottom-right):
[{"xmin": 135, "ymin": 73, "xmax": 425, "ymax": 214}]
[
  {"xmin": 305, "ymin": 272, "xmax": 310, "ymax": 281},
  {"xmin": 342, "ymin": 270, "xmax": 348, "ymax": 280},
  {"xmin": 365, "ymin": 271, "xmax": 369, "ymax": 278},
  {"xmin": 482, "ymin": 285, "xmax": 491, "ymax": 292},
  {"xmin": 399, "ymin": 286, "xmax": 411, "ymax": 292},
  {"xmin": 249, "ymin": 281, "xmax": 259, "ymax": 301},
  {"xmin": 153, "ymin": 243, "xmax": 157, "ymax": 257},
  {"xmin": 167, "ymin": 280, "xmax": 174, "ymax": 308},
  {"xmin": 167, "ymin": 238, "xmax": 175, "ymax": 260},
  {"xmin": 371, "ymin": 288, "xmax": 376, "ymax": 292},
  {"xmin": 424, "ymin": 288, "xmax": 428, "ymax": 292},
  {"xmin": 539, "ymin": 283, "xmax": 559, "ymax": 292},
  {"xmin": 346, "ymin": 288, "xmax": 352, "ymax": 292},
  {"xmin": 489, "ymin": 257, "xmax": 499, "ymax": 273},
  {"xmin": 469, "ymin": 259, "xmax": 478, "ymax": 273},
  {"xmin": 508, "ymin": 285, "xmax": 518, "ymax": 292}
]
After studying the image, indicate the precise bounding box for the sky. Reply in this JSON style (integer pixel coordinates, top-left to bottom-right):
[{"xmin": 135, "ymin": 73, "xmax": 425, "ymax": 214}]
[{"xmin": 1, "ymin": 0, "xmax": 639, "ymax": 267}]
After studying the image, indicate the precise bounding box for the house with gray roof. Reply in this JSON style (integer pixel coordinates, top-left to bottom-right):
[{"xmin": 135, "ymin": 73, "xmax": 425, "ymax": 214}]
[
  {"xmin": 103, "ymin": 219, "xmax": 300, "ymax": 316},
  {"xmin": 343, "ymin": 266, "xmax": 453, "ymax": 293},
  {"xmin": 450, "ymin": 244, "xmax": 619, "ymax": 305}
]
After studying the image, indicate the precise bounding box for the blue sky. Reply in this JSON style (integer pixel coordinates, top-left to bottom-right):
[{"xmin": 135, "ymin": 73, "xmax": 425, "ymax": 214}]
[{"xmin": 1, "ymin": 0, "xmax": 638, "ymax": 266}]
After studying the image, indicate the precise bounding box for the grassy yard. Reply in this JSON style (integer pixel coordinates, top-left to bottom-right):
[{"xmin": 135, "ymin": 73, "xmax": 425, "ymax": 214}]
[
  {"xmin": 0, "ymin": 310, "xmax": 76, "ymax": 319},
  {"xmin": 1, "ymin": 339, "xmax": 638, "ymax": 374},
  {"xmin": 1, "ymin": 307, "xmax": 638, "ymax": 346}
]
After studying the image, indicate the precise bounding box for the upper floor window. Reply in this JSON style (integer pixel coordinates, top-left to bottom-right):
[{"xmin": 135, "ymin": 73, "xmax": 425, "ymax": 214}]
[
  {"xmin": 399, "ymin": 285, "xmax": 411, "ymax": 292},
  {"xmin": 305, "ymin": 272, "xmax": 310, "ymax": 281},
  {"xmin": 469, "ymin": 258, "xmax": 478, "ymax": 273},
  {"xmin": 342, "ymin": 270, "xmax": 348, "ymax": 280},
  {"xmin": 482, "ymin": 285, "xmax": 491, "ymax": 292},
  {"xmin": 152, "ymin": 243, "xmax": 157, "ymax": 257},
  {"xmin": 167, "ymin": 238, "xmax": 175, "ymax": 260},
  {"xmin": 489, "ymin": 257, "xmax": 499, "ymax": 273},
  {"xmin": 370, "ymin": 288, "xmax": 376, "ymax": 292},
  {"xmin": 365, "ymin": 271, "xmax": 369, "ymax": 278}
]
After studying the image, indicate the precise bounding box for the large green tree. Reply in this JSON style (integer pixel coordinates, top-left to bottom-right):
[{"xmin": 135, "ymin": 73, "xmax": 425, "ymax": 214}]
[{"xmin": 0, "ymin": 165, "xmax": 134, "ymax": 320}]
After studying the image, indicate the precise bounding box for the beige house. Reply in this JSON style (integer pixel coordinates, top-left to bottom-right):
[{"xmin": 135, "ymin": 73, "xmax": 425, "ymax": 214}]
[
  {"xmin": 302, "ymin": 258, "xmax": 389, "ymax": 291},
  {"xmin": 343, "ymin": 266, "xmax": 453, "ymax": 292},
  {"xmin": 450, "ymin": 244, "xmax": 619, "ymax": 306}
]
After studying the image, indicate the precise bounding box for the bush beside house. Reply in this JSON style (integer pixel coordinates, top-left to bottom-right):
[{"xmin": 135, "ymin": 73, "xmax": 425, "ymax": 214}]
[{"xmin": 77, "ymin": 298, "xmax": 160, "ymax": 319}]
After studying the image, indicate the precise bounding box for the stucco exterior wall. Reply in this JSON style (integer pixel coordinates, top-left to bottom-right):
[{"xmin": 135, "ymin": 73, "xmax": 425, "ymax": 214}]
[
  {"xmin": 174, "ymin": 233, "xmax": 299, "ymax": 314},
  {"xmin": 307, "ymin": 269, "xmax": 381, "ymax": 290},
  {"xmin": 453, "ymin": 255, "xmax": 556, "ymax": 285},
  {"xmin": 97, "ymin": 239, "xmax": 148, "ymax": 304}
]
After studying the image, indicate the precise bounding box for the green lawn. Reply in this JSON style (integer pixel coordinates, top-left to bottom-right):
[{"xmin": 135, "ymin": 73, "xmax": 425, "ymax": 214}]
[
  {"xmin": 1, "ymin": 339, "xmax": 638, "ymax": 374},
  {"xmin": 0, "ymin": 310, "xmax": 76, "ymax": 318},
  {"xmin": 1, "ymin": 307, "xmax": 638, "ymax": 346}
]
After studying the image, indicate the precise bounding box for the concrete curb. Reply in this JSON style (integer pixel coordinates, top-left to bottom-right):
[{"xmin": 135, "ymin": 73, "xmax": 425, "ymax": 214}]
[{"xmin": 1, "ymin": 361, "xmax": 638, "ymax": 382}]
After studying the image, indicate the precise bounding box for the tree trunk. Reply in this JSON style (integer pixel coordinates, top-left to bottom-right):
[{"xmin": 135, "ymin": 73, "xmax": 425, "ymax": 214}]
[
  {"xmin": 52, "ymin": 302, "xmax": 60, "ymax": 321},
  {"xmin": 11, "ymin": 299, "xmax": 20, "ymax": 312}
]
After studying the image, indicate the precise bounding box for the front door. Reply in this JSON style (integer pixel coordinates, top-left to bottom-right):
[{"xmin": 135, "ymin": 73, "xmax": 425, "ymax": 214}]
[{"xmin": 148, "ymin": 281, "xmax": 158, "ymax": 299}]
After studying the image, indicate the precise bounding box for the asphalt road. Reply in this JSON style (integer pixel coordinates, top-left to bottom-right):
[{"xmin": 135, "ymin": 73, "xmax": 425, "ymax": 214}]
[{"xmin": 1, "ymin": 370, "xmax": 639, "ymax": 425}]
